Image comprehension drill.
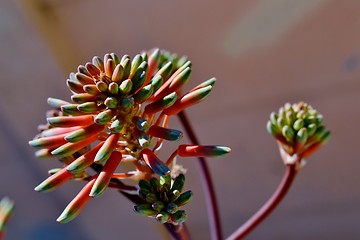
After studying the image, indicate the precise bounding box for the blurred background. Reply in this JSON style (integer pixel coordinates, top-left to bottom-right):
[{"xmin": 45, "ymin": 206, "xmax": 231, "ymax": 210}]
[{"xmin": 1, "ymin": 0, "xmax": 360, "ymax": 239}]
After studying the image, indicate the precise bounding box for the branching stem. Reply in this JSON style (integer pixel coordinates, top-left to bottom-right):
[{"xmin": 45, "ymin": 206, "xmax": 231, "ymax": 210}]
[{"xmin": 226, "ymin": 164, "xmax": 298, "ymax": 240}]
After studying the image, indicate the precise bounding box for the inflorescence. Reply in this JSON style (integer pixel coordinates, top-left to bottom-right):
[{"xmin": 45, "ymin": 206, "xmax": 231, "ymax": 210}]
[
  {"xmin": 267, "ymin": 102, "xmax": 330, "ymax": 167},
  {"xmin": 29, "ymin": 49, "xmax": 231, "ymax": 223}
]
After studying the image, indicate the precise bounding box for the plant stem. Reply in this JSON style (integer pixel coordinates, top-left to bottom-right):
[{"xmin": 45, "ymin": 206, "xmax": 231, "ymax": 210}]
[
  {"xmin": 178, "ymin": 110, "xmax": 223, "ymax": 240},
  {"xmin": 165, "ymin": 223, "xmax": 192, "ymax": 240},
  {"xmin": 226, "ymin": 164, "xmax": 297, "ymax": 240}
]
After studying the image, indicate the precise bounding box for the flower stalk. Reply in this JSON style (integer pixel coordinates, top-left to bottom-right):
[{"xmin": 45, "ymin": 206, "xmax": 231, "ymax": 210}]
[
  {"xmin": 226, "ymin": 163, "xmax": 298, "ymax": 240},
  {"xmin": 178, "ymin": 110, "xmax": 223, "ymax": 240}
]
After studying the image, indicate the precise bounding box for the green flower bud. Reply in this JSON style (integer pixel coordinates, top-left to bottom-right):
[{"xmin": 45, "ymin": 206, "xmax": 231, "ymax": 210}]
[{"xmin": 156, "ymin": 212, "xmax": 171, "ymax": 223}]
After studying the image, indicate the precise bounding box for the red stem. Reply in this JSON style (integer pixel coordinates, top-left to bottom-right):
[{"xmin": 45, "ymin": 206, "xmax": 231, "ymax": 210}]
[
  {"xmin": 178, "ymin": 111, "xmax": 223, "ymax": 240},
  {"xmin": 226, "ymin": 164, "xmax": 297, "ymax": 240}
]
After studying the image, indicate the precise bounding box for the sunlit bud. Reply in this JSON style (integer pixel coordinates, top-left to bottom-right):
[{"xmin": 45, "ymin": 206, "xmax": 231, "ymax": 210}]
[
  {"xmin": 171, "ymin": 174, "xmax": 185, "ymax": 192},
  {"xmin": 168, "ymin": 67, "xmax": 191, "ymax": 92},
  {"xmin": 140, "ymin": 51, "xmax": 148, "ymax": 62},
  {"xmin": 171, "ymin": 190, "xmax": 181, "ymax": 202},
  {"xmin": 57, "ymin": 177, "xmax": 96, "ymax": 223},
  {"xmin": 147, "ymin": 48, "xmax": 161, "ymax": 82},
  {"xmin": 34, "ymin": 149, "xmax": 52, "ymax": 158},
  {"xmin": 94, "ymin": 109, "xmax": 115, "ymax": 125},
  {"xmin": 133, "ymin": 84, "xmax": 153, "ymax": 103},
  {"xmin": 148, "ymin": 126, "xmax": 183, "ymax": 141},
  {"xmin": 66, "ymin": 142, "xmax": 104, "ymax": 174},
  {"xmin": 29, "ymin": 133, "xmax": 68, "ymax": 149},
  {"xmin": 155, "ymin": 61, "xmax": 173, "ymax": 80},
  {"xmin": 285, "ymin": 111, "xmax": 295, "ymax": 126},
  {"xmin": 159, "ymin": 174, "xmax": 171, "ymax": 190},
  {"xmin": 120, "ymin": 57, "xmax": 131, "ymax": 80},
  {"xmin": 109, "ymin": 119, "xmax": 123, "ymax": 133},
  {"xmin": 92, "ymin": 56, "xmax": 104, "ymax": 71},
  {"xmin": 145, "ymin": 193, "xmax": 158, "ymax": 203},
  {"xmin": 189, "ymin": 77, "xmax": 216, "ymax": 92},
  {"xmin": 47, "ymin": 97, "xmax": 70, "ymax": 109},
  {"xmin": 34, "ymin": 168, "xmax": 73, "ymax": 192},
  {"xmin": 94, "ymin": 133, "xmax": 120, "ymax": 164},
  {"xmin": 130, "ymin": 70, "xmax": 147, "ymax": 94},
  {"xmin": 83, "ymin": 84, "xmax": 99, "ymax": 95},
  {"xmin": 313, "ymin": 126, "xmax": 326, "ymax": 140},
  {"xmin": 277, "ymin": 117, "xmax": 286, "ymax": 128},
  {"xmin": 293, "ymin": 119, "xmax": 305, "ymax": 131},
  {"xmin": 139, "ymin": 179, "xmax": 152, "ymax": 191},
  {"xmin": 51, "ymin": 135, "xmax": 97, "ymax": 157},
  {"xmin": 152, "ymin": 201, "xmax": 165, "ymax": 212},
  {"xmin": 307, "ymin": 123, "xmax": 317, "ymax": 136},
  {"xmin": 0, "ymin": 197, "xmax": 15, "ymax": 232},
  {"xmin": 61, "ymin": 104, "xmax": 82, "ymax": 115},
  {"xmin": 85, "ymin": 62, "xmax": 100, "ymax": 77},
  {"xmin": 121, "ymin": 97, "xmax": 134, "ymax": 109},
  {"xmin": 108, "ymin": 82, "xmax": 119, "ymax": 95},
  {"xmin": 140, "ymin": 149, "xmax": 170, "ymax": 176},
  {"xmin": 165, "ymin": 203, "xmax": 178, "ymax": 215},
  {"xmin": 77, "ymin": 65, "xmax": 90, "ymax": 76},
  {"xmin": 266, "ymin": 121, "xmax": 280, "ymax": 136},
  {"xmin": 296, "ymin": 128, "xmax": 308, "ymax": 146},
  {"xmin": 163, "ymin": 85, "xmax": 212, "ymax": 115},
  {"xmin": 47, "ymin": 115, "xmax": 94, "ymax": 127},
  {"xmin": 104, "ymin": 97, "xmax": 118, "ymax": 109},
  {"xmin": 75, "ymin": 73, "xmax": 93, "ymax": 85},
  {"xmin": 174, "ymin": 190, "xmax": 192, "ymax": 206},
  {"xmin": 144, "ymin": 92, "xmax": 177, "ymax": 115},
  {"xmin": 150, "ymin": 75, "xmax": 163, "ymax": 92},
  {"xmin": 150, "ymin": 178, "xmax": 161, "ymax": 191},
  {"xmin": 320, "ymin": 130, "xmax": 331, "ymax": 144},
  {"xmin": 270, "ymin": 112, "xmax": 278, "ymax": 125},
  {"xmin": 130, "ymin": 55, "xmax": 143, "ymax": 78},
  {"xmin": 105, "ymin": 59, "xmax": 115, "ymax": 78},
  {"xmin": 119, "ymin": 79, "xmax": 133, "ymax": 94},
  {"xmin": 71, "ymin": 93, "xmax": 96, "ymax": 104},
  {"xmin": 135, "ymin": 131, "xmax": 150, "ymax": 148},
  {"xmin": 110, "ymin": 53, "xmax": 120, "ymax": 65},
  {"xmin": 139, "ymin": 188, "xmax": 151, "ymax": 199},
  {"xmin": 48, "ymin": 168, "xmax": 62, "ymax": 175},
  {"xmin": 111, "ymin": 64, "xmax": 124, "ymax": 83},
  {"xmin": 171, "ymin": 210, "xmax": 187, "ymax": 223},
  {"xmin": 64, "ymin": 123, "xmax": 104, "ymax": 143},
  {"xmin": 90, "ymin": 151, "xmax": 122, "ymax": 197},
  {"xmin": 67, "ymin": 79, "xmax": 84, "ymax": 93},
  {"xmin": 133, "ymin": 117, "xmax": 149, "ymax": 131},
  {"xmin": 177, "ymin": 144, "xmax": 231, "ymax": 157},
  {"xmin": 96, "ymin": 81, "xmax": 108, "ymax": 92},
  {"xmin": 77, "ymin": 102, "xmax": 103, "ymax": 114},
  {"xmin": 40, "ymin": 126, "xmax": 80, "ymax": 137},
  {"xmin": 156, "ymin": 212, "xmax": 171, "ymax": 224},
  {"xmin": 134, "ymin": 204, "xmax": 157, "ymax": 217},
  {"xmin": 296, "ymin": 110, "xmax": 307, "ymax": 119},
  {"xmin": 282, "ymin": 125, "xmax": 295, "ymax": 142}
]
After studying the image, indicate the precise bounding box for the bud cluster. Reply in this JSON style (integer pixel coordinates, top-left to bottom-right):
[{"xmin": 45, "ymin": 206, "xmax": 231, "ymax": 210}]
[
  {"xmin": 29, "ymin": 49, "xmax": 231, "ymax": 223},
  {"xmin": 135, "ymin": 174, "xmax": 192, "ymax": 224},
  {"xmin": 267, "ymin": 102, "xmax": 330, "ymax": 161}
]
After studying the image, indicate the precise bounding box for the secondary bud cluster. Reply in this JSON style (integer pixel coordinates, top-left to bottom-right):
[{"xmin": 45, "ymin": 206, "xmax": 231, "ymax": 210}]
[
  {"xmin": 135, "ymin": 174, "xmax": 192, "ymax": 224},
  {"xmin": 267, "ymin": 102, "xmax": 330, "ymax": 163}
]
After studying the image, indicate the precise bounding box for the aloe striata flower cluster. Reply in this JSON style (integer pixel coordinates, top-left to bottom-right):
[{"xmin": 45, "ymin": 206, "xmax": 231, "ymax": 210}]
[{"xmin": 29, "ymin": 49, "xmax": 230, "ymax": 224}]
